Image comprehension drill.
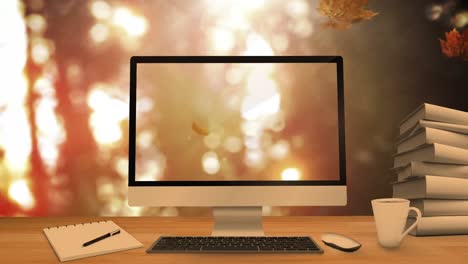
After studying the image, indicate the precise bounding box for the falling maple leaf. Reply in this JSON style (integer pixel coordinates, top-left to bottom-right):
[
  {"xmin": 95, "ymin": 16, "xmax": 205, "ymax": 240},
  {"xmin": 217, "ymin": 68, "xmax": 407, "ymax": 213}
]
[
  {"xmin": 439, "ymin": 28, "xmax": 468, "ymax": 61},
  {"xmin": 192, "ymin": 122, "xmax": 210, "ymax": 136},
  {"xmin": 317, "ymin": 0, "xmax": 378, "ymax": 29}
]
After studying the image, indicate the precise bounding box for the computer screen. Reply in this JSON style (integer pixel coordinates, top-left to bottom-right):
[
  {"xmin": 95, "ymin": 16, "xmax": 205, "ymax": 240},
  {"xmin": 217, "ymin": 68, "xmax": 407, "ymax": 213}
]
[{"xmin": 133, "ymin": 60, "xmax": 341, "ymax": 183}]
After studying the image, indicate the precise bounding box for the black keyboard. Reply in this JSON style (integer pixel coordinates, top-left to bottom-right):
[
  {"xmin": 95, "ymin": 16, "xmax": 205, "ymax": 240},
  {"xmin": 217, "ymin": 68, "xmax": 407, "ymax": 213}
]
[{"xmin": 147, "ymin": 236, "xmax": 323, "ymax": 253}]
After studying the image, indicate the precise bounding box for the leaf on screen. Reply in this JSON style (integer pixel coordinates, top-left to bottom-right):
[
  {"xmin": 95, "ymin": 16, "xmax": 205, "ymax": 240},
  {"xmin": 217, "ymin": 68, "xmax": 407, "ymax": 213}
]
[{"xmin": 192, "ymin": 122, "xmax": 210, "ymax": 136}]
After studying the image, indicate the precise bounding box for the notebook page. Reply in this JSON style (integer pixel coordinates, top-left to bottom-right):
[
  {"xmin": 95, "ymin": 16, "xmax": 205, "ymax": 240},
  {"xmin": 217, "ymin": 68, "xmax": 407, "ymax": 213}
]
[{"xmin": 43, "ymin": 221, "xmax": 143, "ymax": 262}]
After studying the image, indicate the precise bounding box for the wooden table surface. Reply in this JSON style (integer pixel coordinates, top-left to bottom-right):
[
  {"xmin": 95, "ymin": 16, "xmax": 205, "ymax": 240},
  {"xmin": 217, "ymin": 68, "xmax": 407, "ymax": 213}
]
[{"xmin": 1, "ymin": 216, "xmax": 467, "ymax": 264}]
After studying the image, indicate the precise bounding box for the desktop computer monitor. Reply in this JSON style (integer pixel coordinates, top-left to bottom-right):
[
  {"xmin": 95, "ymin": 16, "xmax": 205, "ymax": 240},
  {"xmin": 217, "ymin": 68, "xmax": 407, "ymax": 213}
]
[{"xmin": 128, "ymin": 56, "xmax": 346, "ymax": 236}]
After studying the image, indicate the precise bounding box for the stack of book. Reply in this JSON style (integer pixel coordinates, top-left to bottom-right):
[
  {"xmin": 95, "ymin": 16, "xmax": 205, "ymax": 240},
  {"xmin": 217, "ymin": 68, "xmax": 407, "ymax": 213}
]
[{"xmin": 392, "ymin": 103, "xmax": 468, "ymax": 236}]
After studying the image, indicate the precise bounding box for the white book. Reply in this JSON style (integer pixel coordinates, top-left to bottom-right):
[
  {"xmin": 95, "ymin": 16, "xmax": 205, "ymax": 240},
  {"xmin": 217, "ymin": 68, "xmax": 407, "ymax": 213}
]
[
  {"xmin": 43, "ymin": 220, "xmax": 143, "ymax": 262},
  {"xmin": 396, "ymin": 127, "xmax": 468, "ymax": 153},
  {"xmin": 400, "ymin": 103, "xmax": 468, "ymax": 135},
  {"xmin": 408, "ymin": 120, "xmax": 468, "ymax": 136},
  {"xmin": 393, "ymin": 175, "xmax": 468, "ymax": 199},
  {"xmin": 410, "ymin": 199, "xmax": 468, "ymax": 216},
  {"xmin": 394, "ymin": 161, "xmax": 468, "ymax": 182},
  {"xmin": 407, "ymin": 216, "xmax": 468, "ymax": 236},
  {"xmin": 393, "ymin": 143, "xmax": 468, "ymax": 167}
]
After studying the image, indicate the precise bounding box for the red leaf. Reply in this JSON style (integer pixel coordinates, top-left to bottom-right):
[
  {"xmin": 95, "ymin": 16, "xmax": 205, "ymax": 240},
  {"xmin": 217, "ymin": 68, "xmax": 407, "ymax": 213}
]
[{"xmin": 439, "ymin": 28, "xmax": 468, "ymax": 61}]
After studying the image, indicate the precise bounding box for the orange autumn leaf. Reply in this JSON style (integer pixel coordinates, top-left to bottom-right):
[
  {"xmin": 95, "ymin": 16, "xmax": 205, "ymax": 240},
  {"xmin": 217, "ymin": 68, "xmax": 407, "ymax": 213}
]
[
  {"xmin": 440, "ymin": 29, "xmax": 463, "ymax": 58},
  {"xmin": 439, "ymin": 28, "xmax": 468, "ymax": 61},
  {"xmin": 192, "ymin": 122, "xmax": 210, "ymax": 136},
  {"xmin": 317, "ymin": 0, "xmax": 378, "ymax": 29}
]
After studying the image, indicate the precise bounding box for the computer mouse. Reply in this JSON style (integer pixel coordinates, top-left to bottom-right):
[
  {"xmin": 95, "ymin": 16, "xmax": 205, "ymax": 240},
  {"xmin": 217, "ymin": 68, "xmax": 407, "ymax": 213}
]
[{"xmin": 321, "ymin": 233, "xmax": 361, "ymax": 252}]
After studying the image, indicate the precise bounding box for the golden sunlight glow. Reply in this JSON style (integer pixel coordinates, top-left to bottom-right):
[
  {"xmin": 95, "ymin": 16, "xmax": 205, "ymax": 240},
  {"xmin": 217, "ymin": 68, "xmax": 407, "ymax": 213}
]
[
  {"xmin": 291, "ymin": 18, "xmax": 314, "ymax": 38},
  {"xmin": 87, "ymin": 86, "xmax": 128, "ymax": 145},
  {"xmin": 0, "ymin": 1, "xmax": 28, "ymax": 71},
  {"xmin": 114, "ymin": 158, "xmax": 128, "ymax": 177},
  {"xmin": 272, "ymin": 34, "xmax": 289, "ymax": 52},
  {"xmin": 281, "ymin": 167, "xmax": 301, "ymax": 181},
  {"xmin": 31, "ymin": 38, "xmax": 51, "ymax": 64},
  {"xmin": 112, "ymin": 7, "xmax": 148, "ymax": 37},
  {"xmin": 35, "ymin": 96, "xmax": 65, "ymax": 169},
  {"xmin": 244, "ymin": 136, "xmax": 261, "ymax": 149},
  {"xmin": 90, "ymin": 0, "xmax": 112, "ymax": 20},
  {"xmin": 205, "ymin": 0, "xmax": 265, "ymax": 32},
  {"xmin": 223, "ymin": 136, "xmax": 243, "ymax": 153},
  {"xmin": 205, "ymin": 0, "xmax": 265, "ymax": 15},
  {"xmin": 241, "ymin": 66, "xmax": 280, "ymax": 120},
  {"xmin": 8, "ymin": 179, "xmax": 35, "ymax": 210},
  {"xmin": 0, "ymin": 1, "xmax": 31, "ymax": 175},
  {"xmin": 241, "ymin": 120, "xmax": 262, "ymax": 136},
  {"xmin": 210, "ymin": 28, "xmax": 235, "ymax": 53},
  {"xmin": 202, "ymin": 151, "xmax": 220, "ymax": 174},
  {"xmin": 136, "ymin": 160, "xmax": 165, "ymax": 181},
  {"xmin": 453, "ymin": 11, "xmax": 468, "ymax": 28},
  {"xmin": 241, "ymin": 93, "xmax": 280, "ymax": 120},
  {"xmin": 1, "ymin": 102, "xmax": 32, "ymax": 174},
  {"xmin": 89, "ymin": 23, "xmax": 109, "ymax": 43},
  {"xmin": 269, "ymin": 140, "xmax": 290, "ymax": 160},
  {"xmin": 90, "ymin": 115, "xmax": 122, "ymax": 145},
  {"xmin": 225, "ymin": 67, "xmax": 245, "ymax": 85},
  {"xmin": 26, "ymin": 14, "xmax": 46, "ymax": 34},
  {"xmin": 243, "ymin": 33, "xmax": 274, "ymax": 56},
  {"xmin": 236, "ymin": 0, "xmax": 265, "ymax": 10},
  {"xmin": 34, "ymin": 77, "xmax": 54, "ymax": 96},
  {"xmin": 245, "ymin": 67, "xmax": 275, "ymax": 93},
  {"xmin": 244, "ymin": 149, "xmax": 264, "ymax": 168},
  {"xmin": 286, "ymin": 0, "xmax": 309, "ymax": 17},
  {"xmin": 203, "ymin": 132, "xmax": 222, "ymax": 149}
]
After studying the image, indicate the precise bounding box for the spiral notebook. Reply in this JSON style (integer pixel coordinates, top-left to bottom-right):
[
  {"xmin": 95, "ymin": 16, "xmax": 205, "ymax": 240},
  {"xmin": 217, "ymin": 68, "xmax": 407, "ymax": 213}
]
[{"xmin": 43, "ymin": 220, "xmax": 143, "ymax": 262}]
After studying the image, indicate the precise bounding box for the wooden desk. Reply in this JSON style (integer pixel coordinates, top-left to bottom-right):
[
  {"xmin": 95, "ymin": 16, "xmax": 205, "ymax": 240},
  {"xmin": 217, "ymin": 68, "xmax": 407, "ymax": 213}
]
[{"xmin": 1, "ymin": 216, "xmax": 467, "ymax": 263}]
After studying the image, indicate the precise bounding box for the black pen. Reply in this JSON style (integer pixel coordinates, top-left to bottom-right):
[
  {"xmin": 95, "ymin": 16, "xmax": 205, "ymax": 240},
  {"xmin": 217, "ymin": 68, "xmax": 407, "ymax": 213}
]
[{"xmin": 82, "ymin": 229, "xmax": 121, "ymax": 247}]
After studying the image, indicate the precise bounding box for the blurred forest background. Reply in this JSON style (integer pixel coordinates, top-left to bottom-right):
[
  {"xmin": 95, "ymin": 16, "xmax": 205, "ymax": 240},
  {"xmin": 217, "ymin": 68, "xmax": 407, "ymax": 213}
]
[{"xmin": 0, "ymin": 0, "xmax": 467, "ymax": 217}]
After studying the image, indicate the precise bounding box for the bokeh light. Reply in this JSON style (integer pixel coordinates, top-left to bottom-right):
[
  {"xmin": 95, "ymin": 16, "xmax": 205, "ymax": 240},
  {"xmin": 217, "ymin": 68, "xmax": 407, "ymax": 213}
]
[
  {"xmin": 87, "ymin": 85, "xmax": 128, "ymax": 145},
  {"xmin": 281, "ymin": 167, "xmax": 301, "ymax": 181},
  {"xmin": 426, "ymin": 4, "xmax": 443, "ymax": 21},
  {"xmin": 269, "ymin": 140, "xmax": 290, "ymax": 160},
  {"xmin": 89, "ymin": 23, "xmax": 110, "ymax": 43},
  {"xmin": 90, "ymin": 0, "xmax": 112, "ymax": 20},
  {"xmin": 223, "ymin": 136, "xmax": 243, "ymax": 153},
  {"xmin": 26, "ymin": 14, "xmax": 47, "ymax": 34},
  {"xmin": 31, "ymin": 38, "xmax": 52, "ymax": 64},
  {"xmin": 210, "ymin": 28, "xmax": 235, "ymax": 53},
  {"xmin": 1, "ymin": 102, "xmax": 31, "ymax": 173},
  {"xmin": 244, "ymin": 149, "xmax": 265, "ymax": 168},
  {"xmin": 202, "ymin": 151, "xmax": 221, "ymax": 174},
  {"xmin": 8, "ymin": 179, "xmax": 35, "ymax": 210},
  {"xmin": 453, "ymin": 11, "xmax": 468, "ymax": 28},
  {"xmin": 0, "ymin": 1, "xmax": 30, "ymax": 176},
  {"xmin": 243, "ymin": 33, "xmax": 274, "ymax": 56},
  {"xmin": 203, "ymin": 133, "xmax": 222, "ymax": 149},
  {"xmin": 112, "ymin": 7, "xmax": 148, "ymax": 37},
  {"xmin": 35, "ymin": 95, "xmax": 65, "ymax": 170}
]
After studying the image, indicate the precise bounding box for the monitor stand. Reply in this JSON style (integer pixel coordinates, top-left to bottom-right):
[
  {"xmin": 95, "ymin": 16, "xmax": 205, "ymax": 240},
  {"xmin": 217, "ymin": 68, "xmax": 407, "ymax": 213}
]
[{"xmin": 212, "ymin": 206, "xmax": 264, "ymax": 236}]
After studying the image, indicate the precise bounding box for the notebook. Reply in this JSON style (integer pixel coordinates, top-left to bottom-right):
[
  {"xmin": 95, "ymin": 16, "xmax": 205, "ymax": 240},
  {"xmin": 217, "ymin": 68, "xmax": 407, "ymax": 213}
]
[{"xmin": 43, "ymin": 220, "xmax": 143, "ymax": 262}]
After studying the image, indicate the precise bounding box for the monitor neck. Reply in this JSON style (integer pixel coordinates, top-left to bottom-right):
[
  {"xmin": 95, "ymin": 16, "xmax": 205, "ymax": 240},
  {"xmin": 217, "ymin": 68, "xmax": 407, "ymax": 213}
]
[{"xmin": 212, "ymin": 206, "xmax": 264, "ymax": 236}]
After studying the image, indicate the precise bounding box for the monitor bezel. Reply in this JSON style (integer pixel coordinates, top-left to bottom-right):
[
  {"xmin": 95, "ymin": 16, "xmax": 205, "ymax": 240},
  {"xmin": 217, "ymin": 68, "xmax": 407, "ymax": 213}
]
[{"xmin": 129, "ymin": 56, "xmax": 346, "ymax": 186}]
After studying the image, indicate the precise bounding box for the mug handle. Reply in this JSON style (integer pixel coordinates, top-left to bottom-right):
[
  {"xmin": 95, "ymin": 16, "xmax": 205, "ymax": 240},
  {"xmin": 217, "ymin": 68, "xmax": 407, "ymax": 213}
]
[{"xmin": 401, "ymin": 207, "xmax": 421, "ymax": 239}]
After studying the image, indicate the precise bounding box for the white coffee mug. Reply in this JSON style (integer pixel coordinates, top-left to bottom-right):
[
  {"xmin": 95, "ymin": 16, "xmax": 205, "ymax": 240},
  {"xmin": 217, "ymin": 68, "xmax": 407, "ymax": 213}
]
[{"xmin": 371, "ymin": 198, "xmax": 421, "ymax": 248}]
